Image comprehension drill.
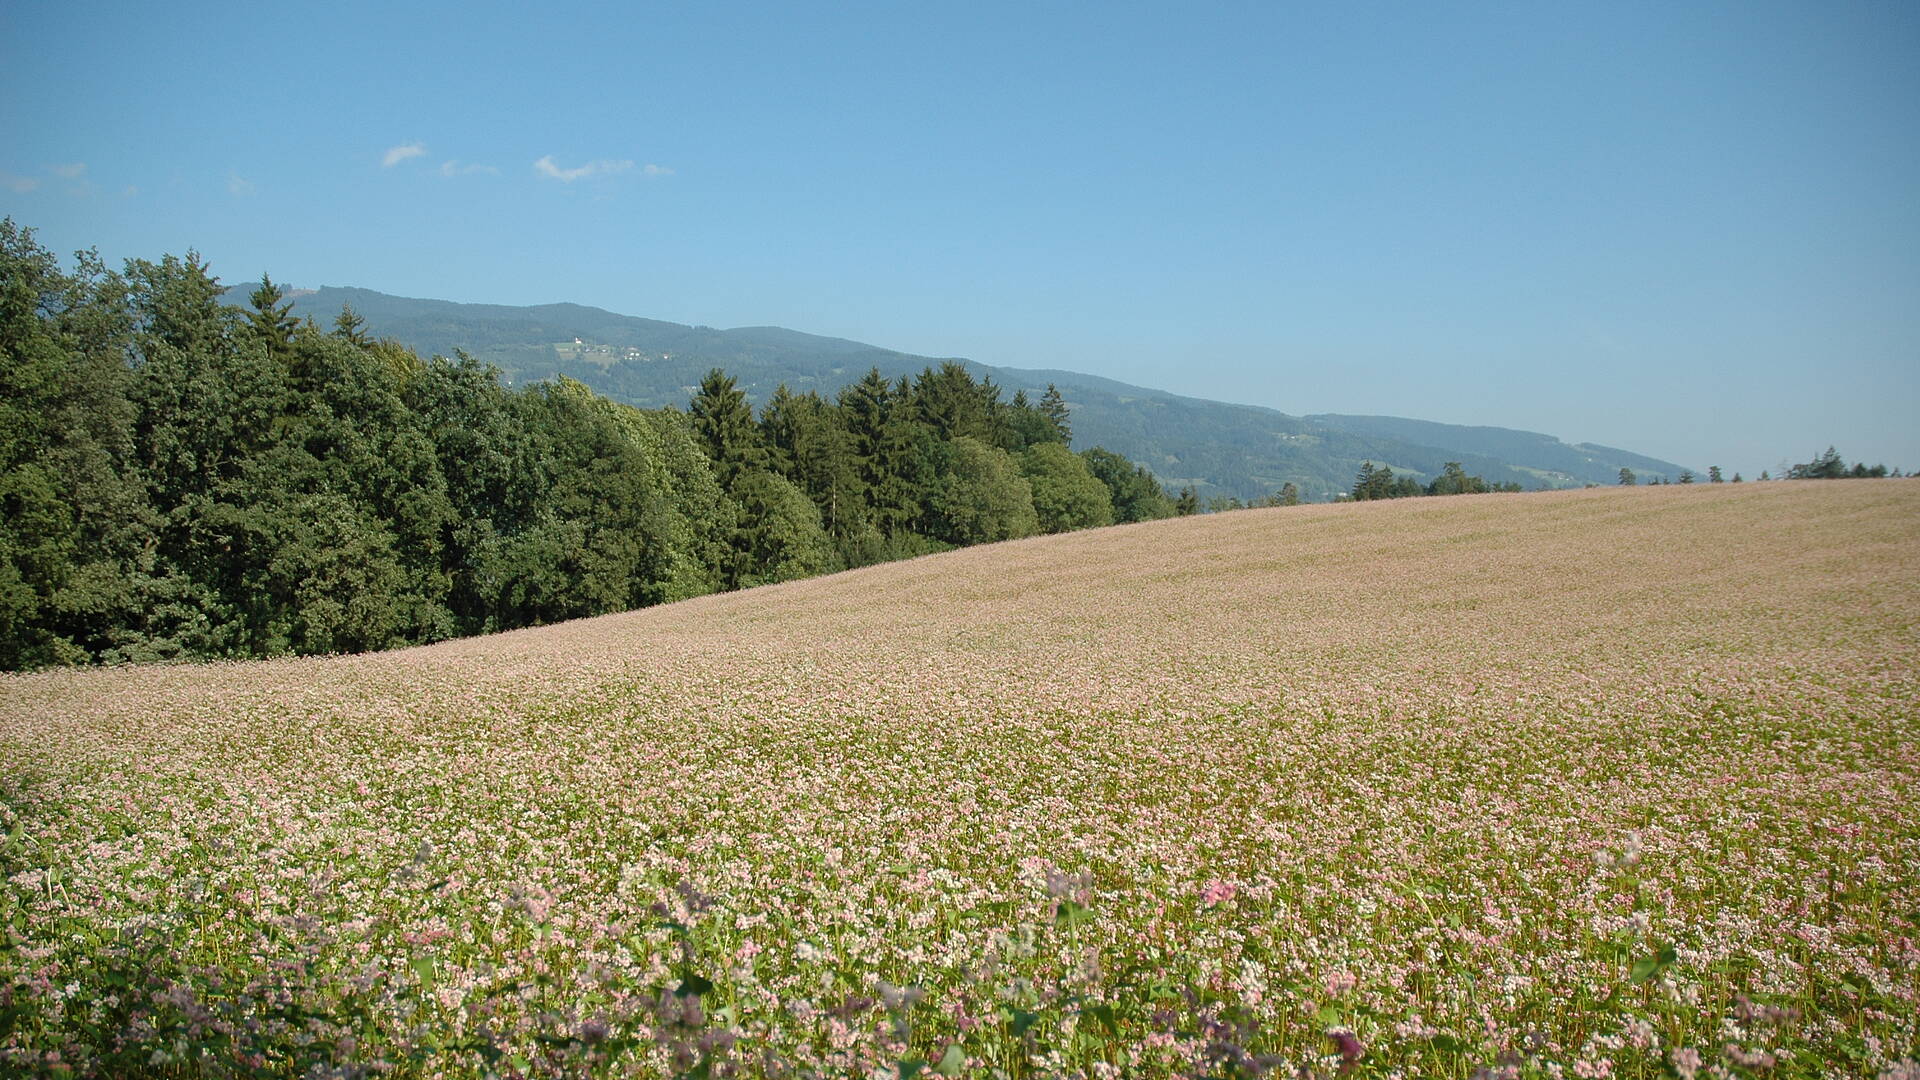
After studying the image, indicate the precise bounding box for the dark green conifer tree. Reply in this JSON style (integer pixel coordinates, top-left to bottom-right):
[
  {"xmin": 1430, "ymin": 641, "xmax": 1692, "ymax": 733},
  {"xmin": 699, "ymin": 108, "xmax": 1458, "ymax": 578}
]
[
  {"xmin": 688, "ymin": 368, "xmax": 765, "ymax": 490},
  {"xmin": 1038, "ymin": 383, "xmax": 1071, "ymax": 446},
  {"xmin": 245, "ymin": 273, "xmax": 299, "ymax": 353}
]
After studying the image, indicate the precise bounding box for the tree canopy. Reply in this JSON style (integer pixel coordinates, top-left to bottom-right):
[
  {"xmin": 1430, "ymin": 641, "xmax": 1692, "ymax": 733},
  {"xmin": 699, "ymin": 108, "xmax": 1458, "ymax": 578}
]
[{"xmin": 0, "ymin": 222, "xmax": 1196, "ymax": 670}]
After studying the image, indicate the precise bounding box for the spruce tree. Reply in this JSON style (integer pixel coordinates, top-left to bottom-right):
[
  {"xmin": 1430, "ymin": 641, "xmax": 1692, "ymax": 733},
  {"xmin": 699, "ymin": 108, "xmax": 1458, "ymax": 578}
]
[
  {"xmin": 688, "ymin": 368, "xmax": 765, "ymax": 489},
  {"xmin": 246, "ymin": 273, "xmax": 299, "ymax": 352},
  {"xmin": 1039, "ymin": 384, "xmax": 1071, "ymax": 446}
]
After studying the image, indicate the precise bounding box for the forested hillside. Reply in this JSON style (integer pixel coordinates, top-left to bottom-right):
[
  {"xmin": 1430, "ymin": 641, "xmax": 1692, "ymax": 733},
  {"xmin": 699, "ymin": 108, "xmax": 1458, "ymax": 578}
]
[
  {"xmin": 249, "ymin": 286, "xmax": 1695, "ymax": 500},
  {"xmin": 1306, "ymin": 414, "xmax": 1693, "ymax": 487},
  {"xmin": 0, "ymin": 222, "xmax": 1179, "ymax": 670}
]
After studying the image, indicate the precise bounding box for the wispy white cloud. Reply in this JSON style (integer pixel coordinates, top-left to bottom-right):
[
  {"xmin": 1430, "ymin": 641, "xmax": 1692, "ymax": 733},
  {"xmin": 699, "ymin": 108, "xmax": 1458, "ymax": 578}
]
[
  {"xmin": 122, "ymin": 185, "xmax": 140, "ymax": 198},
  {"xmin": 642, "ymin": 163, "xmax": 674, "ymax": 177},
  {"xmin": 533, "ymin": 155, "xmax": 635, "ymax": 182},
  {"xmin": 51, "ymin": 162, "xmax": 87, "ymax": 180},
  {"xmin": 382, "ymin": 142, "xmax": 427, "ymax": 168},
  {"xmin": 2, "ymin": 172, "xmax": 39, "ymax": 194},
  {"xmin": 227, "ymin": 172, "xmax": 256, "ymax": 196},
  {"xmin": 439, "ymin": 159, "xmax": 500, "ymax": 178}
]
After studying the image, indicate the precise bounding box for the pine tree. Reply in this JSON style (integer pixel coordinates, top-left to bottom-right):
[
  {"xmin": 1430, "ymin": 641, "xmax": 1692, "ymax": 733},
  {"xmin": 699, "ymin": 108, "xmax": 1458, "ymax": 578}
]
[
  {"xmin": 1353, "ymin": 462, "xmax": 1378, "ymax": 500},
  {"xmin": 838, "ymin": 368, "xmax": 919, "ymax": 538},
  {"xmin": 688, "ymin": 368, "xmax": 765, "ymax": 489},
  {"xmin": 912, "ymin": 362, "xmax": 990, "ymax": 442},
  {"xmin": 762, "ymin": 386, "xmax": 868, "ymax": 552},
  {"xmin": 332, "ymin": 304, "xmax": 373, "ymax": 348},
  {"xmin": 246, "ymin": 273, "xmax": 299, "ymax": 352},
  {"xmin": 1038, "ymin": 383, "xmax": 1071, "ymax": 446},
  {"xmin": 1353, "ymin": 462, "xmax": 1396, "ymax": 501}
]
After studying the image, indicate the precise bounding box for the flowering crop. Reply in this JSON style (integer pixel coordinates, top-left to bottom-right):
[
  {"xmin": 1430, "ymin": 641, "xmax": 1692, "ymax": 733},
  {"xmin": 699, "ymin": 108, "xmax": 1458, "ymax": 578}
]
[{"xmin": 3, "ymin": 481, "xmax": 1917, "ymax": 1078}]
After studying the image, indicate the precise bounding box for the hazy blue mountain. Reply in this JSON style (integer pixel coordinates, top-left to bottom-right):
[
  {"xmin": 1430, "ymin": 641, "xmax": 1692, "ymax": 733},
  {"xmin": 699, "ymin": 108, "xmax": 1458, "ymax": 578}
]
[
  {"xmin": 1306, "ymin": 415, "xmax": 1687, "ymax": 488},
  {"xmin": 246, "ymin": 286, "xmax": 1690, "ymax": 500}
]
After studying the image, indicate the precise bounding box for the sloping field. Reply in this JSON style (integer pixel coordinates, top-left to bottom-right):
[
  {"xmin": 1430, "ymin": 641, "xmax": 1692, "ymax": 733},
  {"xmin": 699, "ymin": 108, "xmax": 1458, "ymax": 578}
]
[{"xmin": 3, "ymin": 482, "xmax": 1917, "ymax": 1078}]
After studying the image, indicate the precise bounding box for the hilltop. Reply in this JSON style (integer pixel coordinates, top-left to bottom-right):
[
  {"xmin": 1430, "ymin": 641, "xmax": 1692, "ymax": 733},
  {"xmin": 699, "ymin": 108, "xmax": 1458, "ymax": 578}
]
[
  {"xmin": 5, "ymin": 481, "xmax": 1916, "ymax": 1076},
  {"xmin": 250, "ymin": 285, "xmax": 1693, "ymax": 499}
]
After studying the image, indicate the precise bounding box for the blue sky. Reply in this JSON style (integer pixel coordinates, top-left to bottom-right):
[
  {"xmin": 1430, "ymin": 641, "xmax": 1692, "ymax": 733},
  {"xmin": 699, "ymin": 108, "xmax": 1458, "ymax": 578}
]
[{"xmin": 4, "ymin": 1, "xmax": 1916, "ymax": 477}]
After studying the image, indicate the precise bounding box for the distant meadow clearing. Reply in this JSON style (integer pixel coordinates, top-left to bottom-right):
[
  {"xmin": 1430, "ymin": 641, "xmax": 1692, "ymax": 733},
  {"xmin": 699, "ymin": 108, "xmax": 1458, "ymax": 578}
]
[{"xmin": 3, "ymin": 481, "xmax": 1917, "ymax": 1079}]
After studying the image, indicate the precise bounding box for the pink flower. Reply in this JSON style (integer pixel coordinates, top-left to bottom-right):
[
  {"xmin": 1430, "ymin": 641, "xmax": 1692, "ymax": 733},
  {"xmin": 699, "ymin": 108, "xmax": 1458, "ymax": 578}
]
[{"xmin": 1199, "ymin": 879, "xmax": 1236, "ymax": 906}]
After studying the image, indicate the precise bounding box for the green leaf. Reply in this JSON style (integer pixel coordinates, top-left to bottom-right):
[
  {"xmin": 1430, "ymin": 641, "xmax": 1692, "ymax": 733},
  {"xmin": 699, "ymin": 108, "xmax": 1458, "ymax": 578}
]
[
  {"xmin": 933, "ymin": 1043, "xmax": 967, "ymax": 1076},
  {"xmin": 898, "ymin": 1059, "xmax": 928, "ymax": 1080},
  {"xmin": 410, "ymin": 955, "xmax": 436, "ymax": 984},
  {"xmin": 1084, "ymin": 1003, "xmax": 1119, "ymax": 1034},
  {"xmin": 1314, "ymin": 1003, "xmax": 1342, "ymax": 1026},
  {"xmin": 676, "ymin": 972, "xmax": 714, "ymax": 998},
  {"xmin": 1003, "ymin": 1006, "xmax": 1039, "ymax": 1037},
  {"xmin": 1054, "ymin": 899, "xmax": 1096, "ymax": 928},
  {"xmin": 1629, "ymin": 945, "xmax": 1676, "ymax": 984}
]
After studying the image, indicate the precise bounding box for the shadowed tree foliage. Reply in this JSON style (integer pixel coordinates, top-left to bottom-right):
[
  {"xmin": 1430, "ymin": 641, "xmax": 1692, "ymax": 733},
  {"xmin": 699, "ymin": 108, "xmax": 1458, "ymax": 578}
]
[
  {"xmin": 838, "ymin": 367, "xmax": 922, "ymax": 543},
  {"xmin": 0, "ymin": 222, "xmax": 1192, "ymax": 671},
  {"xmin": 689, "ymin": 367, "xmax": 766, "ymax": 489},
  {"xmin": 912, "ymin": 361, "xmax": 993, "ymax": 443},
  {"xmin": 761, "ymin": 384, "xmax": 868, "ymax": 561},
  {"xmin": 1080, "ymin": 447, "xmax": 1174, "ymax": 523}
]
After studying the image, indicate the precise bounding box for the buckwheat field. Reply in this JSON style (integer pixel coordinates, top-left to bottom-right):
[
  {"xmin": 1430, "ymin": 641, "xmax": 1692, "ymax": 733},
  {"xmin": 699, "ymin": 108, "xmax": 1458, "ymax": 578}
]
[{"xmin": 3, "ymin": 481, "xmax": 1917, "ymax": 1079}]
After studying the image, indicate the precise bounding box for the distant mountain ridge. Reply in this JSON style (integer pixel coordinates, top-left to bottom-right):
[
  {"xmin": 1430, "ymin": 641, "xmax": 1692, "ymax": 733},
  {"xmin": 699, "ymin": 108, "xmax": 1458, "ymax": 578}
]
[
  {"xmin": 1304, "ymin": 415, "xmax": 1690, "ymax": 488},
  {"xmin": 238, "ymin": 285, "xmax": 1691, "ymax": 499}
]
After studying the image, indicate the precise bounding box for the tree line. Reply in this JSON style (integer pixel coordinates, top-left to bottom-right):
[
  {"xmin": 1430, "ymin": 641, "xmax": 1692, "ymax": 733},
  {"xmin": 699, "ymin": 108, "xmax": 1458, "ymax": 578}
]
[
  {"xmin": 1347, "ymin": 460, "xmax": 1522, "ymax": 501},
  {"xmin": 1782, "ymin": 446, "xmax": 1902, "ymax": 480},
  {"xmin": 0, "ymin": 221, "xmax": 1193, "ymax": 670},
  {"xmin": 1615, "ymin": 448, "xmax": 1906, "ymax": 487}
]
